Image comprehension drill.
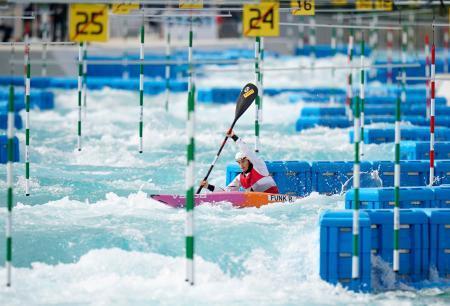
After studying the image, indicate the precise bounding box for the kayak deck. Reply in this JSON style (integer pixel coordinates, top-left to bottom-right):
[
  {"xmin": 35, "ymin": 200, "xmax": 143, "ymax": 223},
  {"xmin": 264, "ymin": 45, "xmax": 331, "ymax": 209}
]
[{"xmin": 149, "ymin": 191, "xmax": 299, "ymax": 208}]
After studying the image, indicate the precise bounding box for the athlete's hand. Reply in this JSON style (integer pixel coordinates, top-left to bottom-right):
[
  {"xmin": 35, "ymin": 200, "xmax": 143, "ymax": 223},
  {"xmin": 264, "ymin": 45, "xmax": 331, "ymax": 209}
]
[
  {"xmin": 200, "ymin": 180, "xmax": 208, "ymax": 188},
  {"xmin": 226, "ymin": 130, "xmax": 235, "ymax": 138}
]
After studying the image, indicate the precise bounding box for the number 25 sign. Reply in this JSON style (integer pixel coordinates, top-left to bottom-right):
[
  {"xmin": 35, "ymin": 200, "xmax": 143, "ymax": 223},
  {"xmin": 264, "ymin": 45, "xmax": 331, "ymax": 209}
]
[
  {"xmin": 69, "ymin": 4, "xmax": 108, "ymax": 42},
  {"xmin": 243, "ymin": 3, "xmax": 279, "ymax": 37}
]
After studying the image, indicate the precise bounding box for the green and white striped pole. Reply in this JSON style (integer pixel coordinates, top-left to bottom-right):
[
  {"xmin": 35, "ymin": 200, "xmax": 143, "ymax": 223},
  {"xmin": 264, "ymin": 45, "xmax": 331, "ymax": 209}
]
[
  {"xmin": 139, "ymin": 24, "xmax": 144, "ymax": 153},
  {"xmin": 82, "ymin": 42, "xmax": 87, "ymax": 112},
  {"xmin": 359, "ymin": 37, "xmax": 365, "ymax": 158},
  {"xmin": 260, "ymin": 37, "xmax": 265, "ymax": 114},
  {"xmin": 393, "ymin": 81, "xmax": 401, "ymax": 273},
  {"xmin": 401, "ymin": 27, "xmax": 407, "ymax": 104},
  {"xmin": 352, "ymin": 68, "xmax": 361, "ymax": 280},
  {"xmin": 24, "ymin": 40, "xmax": 31, "ymax": 196},
  {"xmin": 165, "ymin": 24, "xmax": 171, "ymax": 111},
  {"xmin": 346, "ymin": 29, "xmax": 354, "ymax": 120},
  {"xmin": 6, "ymin": 85, "xmax": 15, "ymax": 287},
  {"xmin": 77, "ymin": 42, "xmax": 82, "ymax": 151},
  {"xmin": 254, "ymin": 36, "xmax": 261, "ymax": 153},
  {"xmin": 185, "ymin": 21, "xmax": 195, "ymax": 286}
]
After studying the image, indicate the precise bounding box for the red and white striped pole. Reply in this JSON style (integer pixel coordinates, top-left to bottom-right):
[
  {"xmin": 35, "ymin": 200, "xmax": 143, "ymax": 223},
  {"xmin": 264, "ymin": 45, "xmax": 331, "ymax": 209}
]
[
  {"xmin": 425, "ymin": 34, "xmax": 431, "ymax": 119},
  {"xmin": 429, "ymin": 30, "xmax": 436, "ymax": 186},
  {"xmin": 387, "ymin": 30, "xmax": 393, "ymax": 84}
]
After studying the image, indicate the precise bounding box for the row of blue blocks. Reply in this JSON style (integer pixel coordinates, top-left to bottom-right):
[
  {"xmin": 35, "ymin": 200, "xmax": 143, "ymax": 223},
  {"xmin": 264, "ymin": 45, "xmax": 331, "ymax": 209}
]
[
  {"xmin": 0, "ymin": 77, "xmax": 188, "ymax": 94},
  {"xmin": 297, "ymin": 115, "xmax": 450, "ymax": 131},
  {"xmin": 320, "ymin": 209, "xmax": 449, "ymax": 292},
  {"xmin": 401, "ymin": 141, "xmax": 450, "ymax": 160},
  {"xmin": 225, "ymin": 160, "xmax": 450, "ymax": 196},
  {"xmin": 345, "ymin": 185, "xmax": 450, "ymax": 209},
  {"xmin": 295, "ymin": 44, "xmax": 371, "ymax": 57},
  {"xmin": 197, "ymin": 87, "xmax": 345, "ymax": 103},
  {"xmin": 301, "ymin": 104, "xmax": 450, "ymax": 117},
  {"xmin": 349, "ymin": 127, "xmax": 450, "ymax": 144}
]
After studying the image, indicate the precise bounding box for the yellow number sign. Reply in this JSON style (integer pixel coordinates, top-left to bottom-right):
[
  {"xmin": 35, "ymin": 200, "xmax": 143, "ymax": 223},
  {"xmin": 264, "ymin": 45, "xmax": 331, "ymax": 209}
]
[
  {"xmin": 374, "ymin": 0, "xmax": 393, "ymax": 11},
  {"xmin": 291, "ymin": 0, "xmax": 315, "ymax": 16},
  {"xmin": 69, "ymin": 4, "xmax": 108, "ymax": 42},
  {"xmin": 179, "ymin": 0, "xmax": 203, "ymax": 9},
  {"xmin": 111, "ymin": 3, "xmax": 139, "ymax": 15},
  {"xmin": 356, "ymin": 0, "xmax": 373, "ymax": 10},
  {"xmin": 243, "ymin": 3, "xmax": 279, "ymax": 37}
]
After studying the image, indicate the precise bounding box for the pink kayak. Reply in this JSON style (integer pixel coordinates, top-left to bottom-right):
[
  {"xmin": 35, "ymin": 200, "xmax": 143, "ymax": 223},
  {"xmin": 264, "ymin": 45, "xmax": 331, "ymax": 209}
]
[{"xmin": 149, "ymin": 191, "xmax": 299, "ymax": 208}]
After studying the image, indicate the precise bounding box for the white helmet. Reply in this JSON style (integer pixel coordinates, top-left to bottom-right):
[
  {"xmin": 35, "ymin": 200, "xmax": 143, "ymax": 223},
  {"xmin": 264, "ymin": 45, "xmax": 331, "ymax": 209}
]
[{"xmin": 235, "ymin": 152, "xmax": 247, "ymax": 162}]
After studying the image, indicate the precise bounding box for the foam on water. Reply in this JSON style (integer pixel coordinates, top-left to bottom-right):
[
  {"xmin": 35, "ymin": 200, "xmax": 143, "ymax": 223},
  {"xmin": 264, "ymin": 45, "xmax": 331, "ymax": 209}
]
[{"xmin": 0, "ymin": 56, "xmax": 448, "ymax": 304}]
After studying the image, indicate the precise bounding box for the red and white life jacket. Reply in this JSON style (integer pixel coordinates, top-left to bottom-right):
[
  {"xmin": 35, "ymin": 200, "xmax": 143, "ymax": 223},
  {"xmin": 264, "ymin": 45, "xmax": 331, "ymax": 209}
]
[{"xmin": 239, "ymin": 168, "xmax": 279, "ymax": 194}]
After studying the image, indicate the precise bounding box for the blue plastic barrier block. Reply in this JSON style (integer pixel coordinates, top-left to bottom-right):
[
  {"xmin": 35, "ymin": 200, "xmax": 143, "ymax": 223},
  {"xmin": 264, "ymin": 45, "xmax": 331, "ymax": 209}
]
[
  {"xmin": 300, "ymin": 107, "xmax": 346, "ymax": 117},
  {"xmin": 366, "ymin": 209, "xmax": 429, "ymax": 282},
  {"xmin": 350, "ymin": 127, "xmax": 450, "ymax": 144},
  {"xmin": 371, "ymin": 161, "xmax": 429, "ymax": 187},
  {"xmin": 225, "ymin": 161, "xmax": 312, "ymax": 196},
  {"xmin": 345, "ymin": 187, "xmax": 435, "ymax": 209},
  {"xmin": 435, "ymin": 160, "xmax": 450, "ymax": 185},
  {"xmin": 431, "ymin": 185, "xmax": 450, "ymax": 208},
  {"xmin": 0, "ymin": 136, "xmax": 20, "ymax": 163},
  {"xmin": 320, "ymin": 210, "xmax": 371, "ymax": 292},
  {"xmin": 428, "ymin": 210, "xmax": 450, "ymax": 278},
  {"xmin": 49, "ymin": 78, "xmax": 78, "ymax": 89},
  {"xmin": 266, "ymin": 161, "xmax": 311, "ymax": 196},
  {"xmin": 401, "ymin": 142, "xmax": 450, "ymax": 160},
  {"xmin": 311, "ymin": 161, "xmax": 372, "ymax": 194},
  {"xmin": 296, "ymin": 117, "xmax": 351, "ymax": 131},
  {"xmin": 0, "ymin": 113, "xmax": 22, "ymax": 130}
]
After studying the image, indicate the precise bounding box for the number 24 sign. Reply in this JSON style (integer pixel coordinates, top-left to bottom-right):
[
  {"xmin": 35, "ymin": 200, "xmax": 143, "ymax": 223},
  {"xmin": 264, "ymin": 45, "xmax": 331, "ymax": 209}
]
[
  {"xmin": 243, "ymin": 3, "xmax": 279, "ymax": 37},
  {"xmin": 69, "ymin": 4, "xmax": 108, "ymax": 42}
]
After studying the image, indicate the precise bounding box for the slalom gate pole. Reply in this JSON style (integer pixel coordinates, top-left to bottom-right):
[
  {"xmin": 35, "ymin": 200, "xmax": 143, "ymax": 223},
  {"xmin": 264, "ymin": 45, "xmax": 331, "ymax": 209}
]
[
  {"xmin": 24, "ymin": 39, "xmax": 31, "ymax": 196},
  {"xmin": 77, "ymin": 42, "xmax": 82, "ymax": 151},
  {"xmin": 346, "ymin": 29, "xmax": 354, "ymax": 120},
  {"xmin": 429, "ymin": 25, "xmax": 436, "ymax": 186},
  {"xmin": 185, "ymin": 19, "xmax": 195, "ymax": 286},
  {"xmin": 139, "ymin": 23, "xmax": 144, "ymax": 153},
  {"xmin": 6, "ymin": 85, "xmax": 15, "ymax": 287}
]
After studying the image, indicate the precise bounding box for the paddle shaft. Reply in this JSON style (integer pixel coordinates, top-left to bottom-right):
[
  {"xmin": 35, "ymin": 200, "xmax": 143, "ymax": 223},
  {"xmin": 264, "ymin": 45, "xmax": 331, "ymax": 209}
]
[{"xmin": 196, "ymin": 121, "xmax": 237, "ymax": 194}]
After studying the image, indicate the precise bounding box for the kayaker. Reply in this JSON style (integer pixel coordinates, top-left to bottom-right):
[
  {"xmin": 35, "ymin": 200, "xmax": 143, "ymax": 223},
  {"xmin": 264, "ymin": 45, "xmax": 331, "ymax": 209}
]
[{"xmin": 199, "ymin": 130, "xmax": 279, "ymax": 194}]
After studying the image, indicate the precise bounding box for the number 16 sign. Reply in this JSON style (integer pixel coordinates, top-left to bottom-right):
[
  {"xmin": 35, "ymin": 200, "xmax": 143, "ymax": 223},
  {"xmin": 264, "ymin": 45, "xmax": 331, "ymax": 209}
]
[
  {"xmin": 243, "ymin": 3, "xmax": 279, "ymax": 37},
  {"xmin": 69, "ymin": 4, "xmax": 109, "ymax": 42}
]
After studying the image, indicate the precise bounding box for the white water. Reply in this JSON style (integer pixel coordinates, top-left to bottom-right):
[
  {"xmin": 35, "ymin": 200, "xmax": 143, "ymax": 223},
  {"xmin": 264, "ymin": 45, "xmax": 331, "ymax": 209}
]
[{"xmin": 0, "ymin": 55, "xmax": 448, "ymax": 305}]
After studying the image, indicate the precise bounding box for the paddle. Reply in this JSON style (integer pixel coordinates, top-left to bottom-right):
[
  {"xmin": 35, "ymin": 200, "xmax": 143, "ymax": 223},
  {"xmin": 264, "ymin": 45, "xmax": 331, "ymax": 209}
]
[{"xmin": 196, "ymin": 83, "xmax": 258, "ymax": 194}]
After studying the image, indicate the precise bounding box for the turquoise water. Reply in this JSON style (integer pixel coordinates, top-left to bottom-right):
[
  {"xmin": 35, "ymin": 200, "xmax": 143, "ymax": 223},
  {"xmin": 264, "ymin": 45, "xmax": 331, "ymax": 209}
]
[{"xmin": 0, "ymin": 56, "xmax": 449, "ymax": 305}]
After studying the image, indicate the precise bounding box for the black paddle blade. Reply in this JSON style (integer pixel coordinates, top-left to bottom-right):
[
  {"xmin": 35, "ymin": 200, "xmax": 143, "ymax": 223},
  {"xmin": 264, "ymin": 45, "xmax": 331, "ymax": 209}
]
[{"xmin": 234, "ymin": 83, "xmax": 258, "ymax": 122}]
